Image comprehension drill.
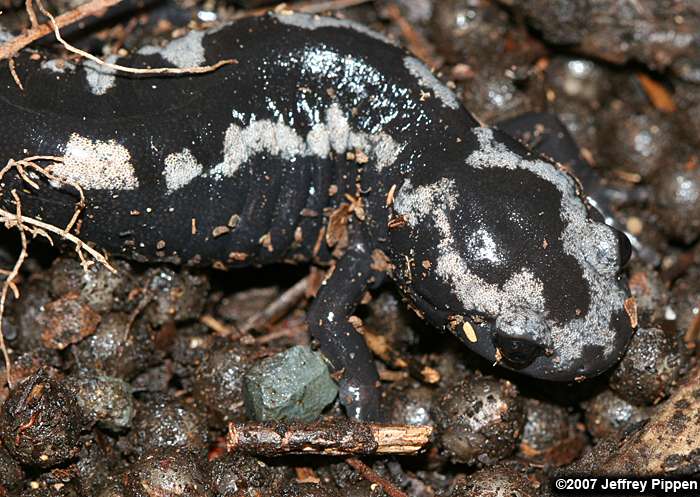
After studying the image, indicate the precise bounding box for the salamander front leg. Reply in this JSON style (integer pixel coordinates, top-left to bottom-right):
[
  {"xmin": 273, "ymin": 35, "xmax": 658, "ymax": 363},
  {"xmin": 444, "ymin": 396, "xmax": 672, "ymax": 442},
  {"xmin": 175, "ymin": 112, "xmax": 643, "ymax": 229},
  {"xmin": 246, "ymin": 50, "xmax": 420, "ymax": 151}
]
[{"xmin": 307, "ymin": 239, "xmax": 381, "ymax": 421}]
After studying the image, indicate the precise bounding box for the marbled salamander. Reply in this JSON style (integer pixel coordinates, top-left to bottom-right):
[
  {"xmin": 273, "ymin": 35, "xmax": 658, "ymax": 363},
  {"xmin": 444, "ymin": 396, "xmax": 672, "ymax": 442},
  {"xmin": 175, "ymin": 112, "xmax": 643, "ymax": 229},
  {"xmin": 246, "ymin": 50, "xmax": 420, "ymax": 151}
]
[{"xmin": 0, "ymin": 13, "xmax": 634, "ymax": 420}]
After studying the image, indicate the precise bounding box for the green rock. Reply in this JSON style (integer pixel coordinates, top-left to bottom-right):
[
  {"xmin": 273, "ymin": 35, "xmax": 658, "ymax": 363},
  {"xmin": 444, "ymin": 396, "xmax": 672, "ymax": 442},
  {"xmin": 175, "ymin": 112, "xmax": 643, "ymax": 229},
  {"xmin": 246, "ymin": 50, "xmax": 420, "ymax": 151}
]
[{"xmin": 244, "ymin": 345, "xmax": 338, "ymax": 422}]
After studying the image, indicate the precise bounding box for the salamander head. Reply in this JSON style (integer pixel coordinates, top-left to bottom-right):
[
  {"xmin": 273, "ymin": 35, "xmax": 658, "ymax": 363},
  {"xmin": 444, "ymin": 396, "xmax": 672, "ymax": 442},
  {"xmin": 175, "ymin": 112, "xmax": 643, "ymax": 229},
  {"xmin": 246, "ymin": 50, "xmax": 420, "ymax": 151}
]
[{"xmin": 386, "ymin": 127, "xmax": 634, "ymax": 381}]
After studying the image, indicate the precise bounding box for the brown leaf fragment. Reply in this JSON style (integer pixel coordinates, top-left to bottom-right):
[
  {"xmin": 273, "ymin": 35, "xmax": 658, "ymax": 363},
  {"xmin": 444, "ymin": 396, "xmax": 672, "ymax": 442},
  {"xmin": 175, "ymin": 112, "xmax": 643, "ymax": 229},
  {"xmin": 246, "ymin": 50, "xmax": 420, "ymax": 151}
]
[
  {"xmin": 370, "ymin": 249, "xmax": 393, "ymax": 273},
  {"xmin": 344, "ymin": 194, "xmax": 366, "ymax": 221},
  {"xmin": 312, "ymin": 227, "xmax": 326, "ymax": 257},
  {"xmin": 326, "ymin": 203, "xmax": 351, "ymax": 248},
  {"xmin": 387, "ymin": 215, "xmax": 407, "ymax": 230}
]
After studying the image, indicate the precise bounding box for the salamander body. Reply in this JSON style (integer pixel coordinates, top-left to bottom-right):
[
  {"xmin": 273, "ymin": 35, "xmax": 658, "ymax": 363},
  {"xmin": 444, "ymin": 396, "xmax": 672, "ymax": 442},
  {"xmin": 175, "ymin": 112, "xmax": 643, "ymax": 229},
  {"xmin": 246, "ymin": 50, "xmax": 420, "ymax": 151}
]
[{"xmin": 0, "ymin": 13, "xmax": 634, "ymax": 419}]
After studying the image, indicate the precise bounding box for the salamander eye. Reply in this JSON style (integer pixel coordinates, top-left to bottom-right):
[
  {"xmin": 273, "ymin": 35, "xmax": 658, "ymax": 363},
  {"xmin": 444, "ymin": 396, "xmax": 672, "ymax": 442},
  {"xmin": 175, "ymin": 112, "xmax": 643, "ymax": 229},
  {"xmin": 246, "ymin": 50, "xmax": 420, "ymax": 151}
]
[
  {"xmin": 494, "ymin": 333, "xmax": 543, "ymax": 369},
  {"xmin": 617, "ymin": 229, "xmax": 632, "ymax": 267}
]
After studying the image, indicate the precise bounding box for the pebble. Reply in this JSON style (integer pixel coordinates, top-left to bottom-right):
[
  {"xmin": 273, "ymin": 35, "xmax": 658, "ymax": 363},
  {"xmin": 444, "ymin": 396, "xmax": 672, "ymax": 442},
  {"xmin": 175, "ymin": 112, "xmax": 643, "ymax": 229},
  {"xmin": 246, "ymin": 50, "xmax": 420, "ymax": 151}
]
[{"xmin": 244, "ymin": 345, "xmax": 338, "ymax": 422}]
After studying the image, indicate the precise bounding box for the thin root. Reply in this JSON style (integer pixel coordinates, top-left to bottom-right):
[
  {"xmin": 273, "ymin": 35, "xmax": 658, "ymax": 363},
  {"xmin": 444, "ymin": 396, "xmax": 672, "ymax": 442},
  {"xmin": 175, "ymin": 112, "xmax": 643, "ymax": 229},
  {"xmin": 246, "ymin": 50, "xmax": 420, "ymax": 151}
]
[
  {"xmin": 0, "ymin": 156, "xmax": 118, "ymax": 389},
  {"xmin": 34, "ymin": 0, "xmax": 236, "ymax": 76}
]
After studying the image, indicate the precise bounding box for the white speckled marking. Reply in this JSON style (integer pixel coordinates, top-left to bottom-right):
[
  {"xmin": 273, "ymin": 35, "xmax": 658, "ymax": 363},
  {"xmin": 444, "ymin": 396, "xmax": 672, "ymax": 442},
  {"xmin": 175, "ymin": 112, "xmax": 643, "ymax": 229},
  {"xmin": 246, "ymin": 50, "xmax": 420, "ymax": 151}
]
[
  {"xmin": 403, "ymin": 56, "xmax": 460, "ymax": 110},
  {"xmin": 274, "ymin": 12, "xmax": 395, "ymax": 45},
  {"xmin": 300, "ymin": 47, "xmax": 384, "ymax": 97},
  {"xmin": 211, "ymin": 104, "xmax": 403, "ymax": 179},
  {"xmin": 40, "ymin": 59, "xmax": 76, "ymax": 74},
  {"xmin": 84, "ymin": 55, "xmax": 118, "ymax": 96},
  {"xmin": 138, "ymin": 30, "xmax": 206, "ymax": 68},
  {"xmin": 467, "ymin": 227, "xmax": 504, "ymax": 265},
  {"xmin": 53, "ymin": 133, "xmax": 139, "ymax": 190},
  {"xmin": 164, "ymin": 149, "xmax": 203, "ymax": 193}
]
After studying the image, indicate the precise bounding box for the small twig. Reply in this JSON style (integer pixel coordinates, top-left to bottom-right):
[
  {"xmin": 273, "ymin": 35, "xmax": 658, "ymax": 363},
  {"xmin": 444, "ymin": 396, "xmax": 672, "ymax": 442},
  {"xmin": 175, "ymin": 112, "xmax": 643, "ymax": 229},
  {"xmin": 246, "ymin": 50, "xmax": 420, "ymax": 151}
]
[
  {"xmin": 25, "ymin": 0, "xmax": 40, "ymax": 28},
  {"xmin": 0, "ymin": 0, "xmax": 124, "ymax": 61},
  {"xmin": 232, "ymin": 0, "xmax": 374, "ymax": 19},
  {"xmin": 200, "ymin": 314, "xmax": 245, "ymax": 340},
  {"xmin": 253, "ymin": 321, "xmax": 308, "ymax": 345},
  {"xmin": 242, "ymin": 275, "xmax": 310, "ymax": 332},
  {"xmin": 0, "ymin": 270, "xmax": 20, "ymax": 300},
  {"xmin": 227, "ymin": 417, "xmax": 432, "ymax": 456},
  {"xmin": 0, "ymin": 157, "xmax": 116, "ymax": 273},
  {"xmin": 383, "ymin": 3, "xmax": 439, "ymax": 68},
  {"xmin": 683, "ymin": 302, "xmax": 700, "ymax": 349},
  {"xmin": 0, "ymin": 209, "xmax": 115, "ymax": 272},
  {"xmin": 124, "ymin": 289, "xmax": 152, "ymax": 342},
  {"xmin": 346, "ymin": 458, "xmax": 408, "ymax": 497},
  {"xmin": 0, "ymin": 192, "xmax": 27, "ymax": 389},
  {"xmin": 34, "ymin": 0, "xmax": 235, "ymax": 76},
  {"xmin": 8, "ymin": 57, "xmax": 24, "ymax": 90}
]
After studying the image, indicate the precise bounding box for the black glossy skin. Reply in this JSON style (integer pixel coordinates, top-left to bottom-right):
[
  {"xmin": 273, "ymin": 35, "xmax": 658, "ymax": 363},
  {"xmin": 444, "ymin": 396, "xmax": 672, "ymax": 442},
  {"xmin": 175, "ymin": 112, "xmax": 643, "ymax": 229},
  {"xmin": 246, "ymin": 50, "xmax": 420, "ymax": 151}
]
[{"xmin": 0, "ymin": 14, "xmax": 634, "ymax": 420}]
